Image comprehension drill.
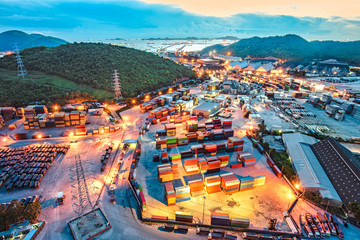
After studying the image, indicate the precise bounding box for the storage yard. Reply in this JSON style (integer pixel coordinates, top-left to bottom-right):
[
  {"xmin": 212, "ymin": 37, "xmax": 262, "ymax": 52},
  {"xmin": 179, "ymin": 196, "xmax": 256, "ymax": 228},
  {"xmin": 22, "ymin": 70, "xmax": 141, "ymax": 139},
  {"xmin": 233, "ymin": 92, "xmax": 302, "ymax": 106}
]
[
  {"xmin": 1, "ymin": 74, "xmax": 360, "ymax": 239},
  {"xmin": 134, "ymin": 109, "xmax": 330, "ymax": 233}
]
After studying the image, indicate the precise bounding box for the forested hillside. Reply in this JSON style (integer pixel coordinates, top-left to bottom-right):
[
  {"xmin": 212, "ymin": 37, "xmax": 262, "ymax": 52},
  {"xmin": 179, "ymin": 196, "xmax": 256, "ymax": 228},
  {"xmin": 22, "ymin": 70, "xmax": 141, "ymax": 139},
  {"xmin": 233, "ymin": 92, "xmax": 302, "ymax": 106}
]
[
  {"xmin": 0, "ymin": 43, "xmax": 195, "ymax": 105},
  {"xmin": 202, "ymin": 35, "xmax": 360, "ymax": 64},
  {"xmin": 0, "ymin": 30, "xmax": 67, "ymax": 52}
]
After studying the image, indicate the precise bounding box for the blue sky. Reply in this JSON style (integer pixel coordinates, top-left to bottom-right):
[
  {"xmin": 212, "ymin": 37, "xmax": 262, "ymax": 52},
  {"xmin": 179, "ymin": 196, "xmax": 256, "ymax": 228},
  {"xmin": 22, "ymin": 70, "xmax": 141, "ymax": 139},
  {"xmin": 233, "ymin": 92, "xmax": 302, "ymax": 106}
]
[{"xmin": 0, "ymin": 0, "xmax": 359, "ymax": 41}]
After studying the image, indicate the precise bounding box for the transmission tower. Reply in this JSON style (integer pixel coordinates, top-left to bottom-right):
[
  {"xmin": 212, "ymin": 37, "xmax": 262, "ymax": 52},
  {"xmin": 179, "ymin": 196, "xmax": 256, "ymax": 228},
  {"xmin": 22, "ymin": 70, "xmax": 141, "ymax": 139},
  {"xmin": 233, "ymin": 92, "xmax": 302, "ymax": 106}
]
[
  {"xmin": 69, "ymin": 155, "xmax": 95, "ymax": 217},
  {"xmin": 113, "ymin": 70, "xmax": 123, "ymax": 101},
  {"xmin": 14, "ymin": 44, "xmax": 28, "ymax": 79}
]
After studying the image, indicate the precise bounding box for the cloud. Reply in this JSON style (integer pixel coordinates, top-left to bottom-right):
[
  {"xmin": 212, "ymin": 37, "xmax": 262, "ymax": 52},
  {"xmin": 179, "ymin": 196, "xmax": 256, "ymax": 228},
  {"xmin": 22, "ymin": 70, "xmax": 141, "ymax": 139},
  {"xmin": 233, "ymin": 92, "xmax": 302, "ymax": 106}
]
[{"xmin": 0, "ymin": 0, "xmax": 359, "ymax": 41}]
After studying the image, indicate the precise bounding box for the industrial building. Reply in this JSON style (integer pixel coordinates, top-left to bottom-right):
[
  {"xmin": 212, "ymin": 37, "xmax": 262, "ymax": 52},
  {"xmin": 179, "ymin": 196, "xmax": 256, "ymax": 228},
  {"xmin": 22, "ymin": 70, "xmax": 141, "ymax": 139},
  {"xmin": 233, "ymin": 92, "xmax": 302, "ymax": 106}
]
[
  {"xmin": 282, "ymin": 133, "xmax": 342, "ymax": 206},
  {"xmin": 311, "ymin": 138, "xmax": 360, "ymax": 204},
  {"xmin": 192, "ymin": 101, "xmax": 222, "ymax": 118}
]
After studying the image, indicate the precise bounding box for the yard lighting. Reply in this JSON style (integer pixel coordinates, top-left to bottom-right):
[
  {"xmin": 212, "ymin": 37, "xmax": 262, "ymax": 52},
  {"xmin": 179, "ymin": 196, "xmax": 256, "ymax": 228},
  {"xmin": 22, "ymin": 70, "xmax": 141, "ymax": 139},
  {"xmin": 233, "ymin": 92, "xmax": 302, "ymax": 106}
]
[
  {"xmin": 104, "ymin": 103, "xmax": 108, "ymax": 107},
  {"xmin": 53, "ymin": 104, "xmax": 60, "ymax": 112},
  {"xmin": 2, "ymin": 137, "xmax": 6, "ymax": 142},
  {"xmin": 37, "ymin": 134, "xmax": 42, "ymax": 139},
  {"xmin": 249, "ymin": 125, "xmax": 253, "ymax": 130},
  {"xmin": 69, "ymin": 132, "xmax": 74, "ymax": 137},
  {"xmin": 132, "ymin": 99, "xmax": 136, "ymax": 104},
  {"xmin": 159, "ymin": 91, "xmax": 162, "ymax": 95}
]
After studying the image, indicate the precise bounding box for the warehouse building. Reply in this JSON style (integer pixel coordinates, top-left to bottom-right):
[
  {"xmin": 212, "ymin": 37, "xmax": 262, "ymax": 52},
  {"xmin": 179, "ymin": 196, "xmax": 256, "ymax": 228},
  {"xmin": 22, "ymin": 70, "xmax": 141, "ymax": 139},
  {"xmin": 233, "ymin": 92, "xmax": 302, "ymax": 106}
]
[
  {"xmin": 282, "ymin": 133, "xmax": 342, "ymax": 206},
  {"xmin": 192, "ymin": 102, "xmax": 222, "ymax": 118},
  {"xmin": 311, "ymin": 138, "xmax": 360, "ymax": 205}
]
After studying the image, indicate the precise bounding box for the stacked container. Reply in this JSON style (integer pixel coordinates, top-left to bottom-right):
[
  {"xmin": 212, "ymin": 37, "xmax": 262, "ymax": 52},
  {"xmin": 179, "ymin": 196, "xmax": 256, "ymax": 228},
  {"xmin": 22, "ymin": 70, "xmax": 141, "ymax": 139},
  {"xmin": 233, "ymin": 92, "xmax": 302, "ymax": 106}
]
[
  {"xmin": 69, "ymin": 111, "xmax": 80, "ymax": 125},
  {"xmin": 184, "ymin": 158, "xmax": 199, "ymax": 175},
  {"xmin": 238, "ymin": 152, "xmax": 256, "ymax": 167},
  {"xmin": 216, "ymin": 142, "xmax": 226, "ymax": 153},
  {"xmin": 218, "ymin": 155, "xmax": 229, "ymax": 167},
  {"xmin": 161, "ymin": 152, "xmax": 169, "ymax": 163},
  {"xmin": 157, "ymin": 164, "xmax": 173, "ymax": 182},
  {"xmin": 253, "ymin": 175, "xmax": 266, "ymax": 187},
  {"xmin": 139, "ymin": 190, "xmax": 146, "ymax": 211},
  {"xmin": 75, "ymin": 125, "xmax": 86, "ymax": 136},
  {"xmin": 198, "ymin": 158, "xmax": 208, "ymax": 173},
  {"xmin": 0, "ymin": 115, "xmax": 4, "ymax": 128},
  {"xmin": 188, "ymin": 179, "xmax": 204, "ymax": 197},
  {"xmin": 223, "ymin": 129, "xmax": 234, "ymax": 138},
  {"xmin": 205, "ymin": 175, "xmax": 221, "ymax": 194},
  {"xmin": 156, "ymin": 140, "xmax": 167, "ymax": 149},
  {"xmin": 166, "ymin": 137, "xmax": 177, "ymax": 148},
  {"xmin": 187, "ymin": 132, "xmax": 197, "ymax": 142},
  {"xmin": 175, "ymin": 211, "xmax": 193, "ymax": 223},
  {"xmin": 222, "ymin": 120, "xmax": 232, "ymax": 129},
  {"xmin": 169, "ymin": 153, "xmax": 181, "ymax": 163},
  {"xmin": 230, "ymin": 218, "xmax": 250, "ymax": 228},
  {"xmin": 212, "ymin": 119, "xmax": 222, "ymax": 129},
  {"xmin": 177, "ymin": 136, "xmax": 188, "ymax": 146},
  {"xmin": 213, "ymin": 129, "xmax": 225, "ymax": 141},
  {"xmin": 197, "ymin": 123, "xmax": 206, "ymax": 131},
  {"xmin": 0, "ymin": 107, "xmax": 15, "ymax": 121},
  {"xmin": 211, "ymin": 212, "xmax": 230, "ymax": 226},
  {"xmin": 175, "ymin": 186, "xmax": 191, "ymax": 203},
  {"xmin": 185, "ymin": 120, "xmax": 198, "ymax": 132},
  {"xmin": 55, "ymin": 112, "xmax": 65, "ymax": 127},
  {"xmin": 64, "ymin": 113, "xmax": 71, "ymax": 126},
  {"xmin": 228, "ymin": 137, "xmax": 244, "ymax": 150},
  {"xmin": 165, "ymin": 123, "xmax": 176, "ymax": 136},
  {"xmin": 180, "ymin": 150, "xmax": 193, "ymax": 158},
  {"xmin": 164, "ymin": 182, "xmax": 176, "ymax": 206},
  {"xmin": 207, "ymin": 158, "xmax": 221, "ymax": 173},
  {"xmin": 203, "ymin": 143, "xmax": 217, "ymax": 156},
  {"xmin": 220, "ymin": 173, "xmax": 240, "ymax": 195},
  {"xmin": 239, "ymin": 176, "xmax": 255, "ymax": 191},
  {"xmin": 191, "ymin": 144, "xmax": 204, "ymax": 154}
]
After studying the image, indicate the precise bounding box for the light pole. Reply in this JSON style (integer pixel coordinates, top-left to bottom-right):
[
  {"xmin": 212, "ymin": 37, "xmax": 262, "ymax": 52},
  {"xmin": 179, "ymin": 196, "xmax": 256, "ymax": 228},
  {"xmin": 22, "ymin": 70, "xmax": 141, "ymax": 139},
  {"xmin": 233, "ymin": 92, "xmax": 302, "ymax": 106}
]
[{"xmin": 202, "ymin": 195, "xmax": 206, "ymax": 224}]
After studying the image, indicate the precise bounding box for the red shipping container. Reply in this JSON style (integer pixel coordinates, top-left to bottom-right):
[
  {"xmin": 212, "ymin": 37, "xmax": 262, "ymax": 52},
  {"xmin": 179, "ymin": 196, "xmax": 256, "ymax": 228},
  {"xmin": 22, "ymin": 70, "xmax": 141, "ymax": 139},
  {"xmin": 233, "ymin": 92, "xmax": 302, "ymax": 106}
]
[{"xmin": 272, "ymin": 165, "xmax": 282, "ymax": 178}]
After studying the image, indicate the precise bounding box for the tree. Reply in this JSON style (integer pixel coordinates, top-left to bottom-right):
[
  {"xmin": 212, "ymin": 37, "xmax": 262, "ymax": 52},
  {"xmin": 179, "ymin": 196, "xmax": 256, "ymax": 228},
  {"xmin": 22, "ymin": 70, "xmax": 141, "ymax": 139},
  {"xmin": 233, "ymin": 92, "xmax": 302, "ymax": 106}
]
[{"xmin": 23, "ymin": 202, "xmax": 42, "ymax": 223}]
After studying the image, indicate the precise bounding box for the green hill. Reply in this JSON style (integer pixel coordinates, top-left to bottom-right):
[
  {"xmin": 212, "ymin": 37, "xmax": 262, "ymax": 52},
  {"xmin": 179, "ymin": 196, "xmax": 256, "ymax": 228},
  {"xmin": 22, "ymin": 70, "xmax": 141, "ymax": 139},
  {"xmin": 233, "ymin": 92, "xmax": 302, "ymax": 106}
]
[
  {"xmin": 0, "ymin": 30, "xmax": 68, "ymax": 52},
  {"xmin": 202, "ymin": 34, "xmax": 360, "ymax": 64},
  {"xmin": 0, "ymin": 42, "xmax": 195, "ymax": 106}
]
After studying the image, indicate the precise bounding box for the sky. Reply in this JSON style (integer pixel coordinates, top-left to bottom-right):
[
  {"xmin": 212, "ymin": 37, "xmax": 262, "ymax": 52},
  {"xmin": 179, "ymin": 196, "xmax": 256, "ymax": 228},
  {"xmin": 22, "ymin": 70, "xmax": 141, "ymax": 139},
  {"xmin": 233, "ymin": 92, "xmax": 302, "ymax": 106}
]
[{"xmin": 0, "ymin": 0, "xmax": 359, "ymax": 41}]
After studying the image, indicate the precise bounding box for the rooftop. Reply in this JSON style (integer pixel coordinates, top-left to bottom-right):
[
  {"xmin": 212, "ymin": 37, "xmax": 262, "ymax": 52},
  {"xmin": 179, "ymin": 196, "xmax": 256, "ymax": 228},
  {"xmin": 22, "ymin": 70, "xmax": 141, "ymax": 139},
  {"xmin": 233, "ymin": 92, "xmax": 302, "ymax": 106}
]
[
  {"xmin": 193, "ymin": 101, "xmax": 221, "ymax": 112},
  {"xmin": 311, "ymin": 138, "xmax": 360, "ymax": 204},
  {"xmin": 282, "ymin": 133, "xmax": 342, "ymax": 203}
]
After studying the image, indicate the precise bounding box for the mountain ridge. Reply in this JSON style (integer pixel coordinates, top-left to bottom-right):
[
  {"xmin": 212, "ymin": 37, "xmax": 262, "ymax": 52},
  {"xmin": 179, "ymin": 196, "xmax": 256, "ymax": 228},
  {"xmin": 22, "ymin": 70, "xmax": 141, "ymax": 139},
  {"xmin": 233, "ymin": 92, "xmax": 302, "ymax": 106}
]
[
  {"xmin": 0, "ymin": 30, "xmax": 68, "ymax": 52},
  {"xmin": 202, "ymin": 34, "xmax": 360, "ymax": 64}
]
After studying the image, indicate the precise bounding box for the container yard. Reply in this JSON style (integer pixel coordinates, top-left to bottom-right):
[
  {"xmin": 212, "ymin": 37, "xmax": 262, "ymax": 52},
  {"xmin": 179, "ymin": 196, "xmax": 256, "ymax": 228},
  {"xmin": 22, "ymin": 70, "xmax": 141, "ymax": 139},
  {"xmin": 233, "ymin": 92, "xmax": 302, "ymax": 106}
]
[
  {"xmin": 1, "ymin": 75, "xmax": 360, "ymax": 239},
  {"xmin": 136, "ymin": 113, "xmax": 309, "ymax": 230}
]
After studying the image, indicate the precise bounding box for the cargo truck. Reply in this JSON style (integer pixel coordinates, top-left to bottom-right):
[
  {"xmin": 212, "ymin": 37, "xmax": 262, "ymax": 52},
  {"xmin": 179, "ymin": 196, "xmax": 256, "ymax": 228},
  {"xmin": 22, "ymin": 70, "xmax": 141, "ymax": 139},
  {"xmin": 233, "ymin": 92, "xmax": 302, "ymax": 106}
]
[{"xmin": 57, "ymin": 192, "xmax": 65, "ymax": 205}]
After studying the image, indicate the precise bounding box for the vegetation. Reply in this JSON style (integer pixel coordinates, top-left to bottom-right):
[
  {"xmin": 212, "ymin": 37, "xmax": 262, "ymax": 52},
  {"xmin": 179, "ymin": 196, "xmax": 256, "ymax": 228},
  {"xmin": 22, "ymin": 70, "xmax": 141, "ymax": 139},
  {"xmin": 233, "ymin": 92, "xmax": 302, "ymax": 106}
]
[
  {"xmin": 202, "ymin": 34, "xmax": 360, "ymax": 64},
  {"xmin": 0, "ymin": 200, "xmax": 42, "ymax": 231},
  {"xmin": 0, "ymin": 68, "xmax": 107, "ymax": 106},
  {"xmin": 0, "ymin": 42, "xmax": 195, "ymax": 105},
  {"xmin": 143, "ymin": 36, "xmax": 239, "ymax": 40},
  {"xmin": 0, "ymin": 30, "xmax": 67, "ymax": 52},
  {"xmin": 348, "ymin": 202, "xmax": 360, "ymax": 222}
]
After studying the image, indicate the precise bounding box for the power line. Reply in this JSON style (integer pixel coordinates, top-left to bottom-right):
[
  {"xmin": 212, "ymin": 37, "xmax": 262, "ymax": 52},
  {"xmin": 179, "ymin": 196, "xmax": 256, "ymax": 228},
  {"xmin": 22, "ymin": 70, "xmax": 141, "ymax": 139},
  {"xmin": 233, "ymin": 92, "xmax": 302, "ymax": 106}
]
[
  {"xmin": 113, "ymin": 70, "xmax": 123, "ymax": 101},
  {"xmin": 14, "ymin": 44, "xmax": 28, "ymax": 79}
]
